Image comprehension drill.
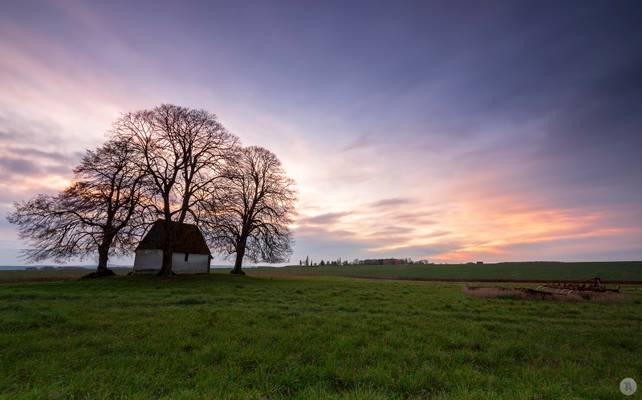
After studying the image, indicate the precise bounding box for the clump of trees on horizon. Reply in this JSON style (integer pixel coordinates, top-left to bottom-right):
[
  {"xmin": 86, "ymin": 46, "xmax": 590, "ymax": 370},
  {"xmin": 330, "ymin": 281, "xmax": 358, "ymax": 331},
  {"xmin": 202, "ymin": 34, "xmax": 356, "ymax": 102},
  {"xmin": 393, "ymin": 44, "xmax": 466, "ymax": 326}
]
[{"xmin": 7, "ymin": 104, "xmax": 297, "ymax": 277}]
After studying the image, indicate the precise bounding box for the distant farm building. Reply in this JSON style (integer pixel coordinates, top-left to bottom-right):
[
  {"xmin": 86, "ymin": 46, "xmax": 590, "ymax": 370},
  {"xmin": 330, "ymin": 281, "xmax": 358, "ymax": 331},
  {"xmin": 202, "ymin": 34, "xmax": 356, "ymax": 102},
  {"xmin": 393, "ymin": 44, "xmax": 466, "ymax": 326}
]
[{"xmin": 133, "ymin": 220, "xmax": 211, "ymax": 274}]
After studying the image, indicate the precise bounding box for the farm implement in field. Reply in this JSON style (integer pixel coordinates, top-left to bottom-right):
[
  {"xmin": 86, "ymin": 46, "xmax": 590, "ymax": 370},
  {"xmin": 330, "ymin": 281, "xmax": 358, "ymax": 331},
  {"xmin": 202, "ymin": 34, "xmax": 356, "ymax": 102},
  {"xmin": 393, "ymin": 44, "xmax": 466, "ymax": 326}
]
[{"xmin": 536, "ymin": 277, "xmax": 620, "ymax": 295}]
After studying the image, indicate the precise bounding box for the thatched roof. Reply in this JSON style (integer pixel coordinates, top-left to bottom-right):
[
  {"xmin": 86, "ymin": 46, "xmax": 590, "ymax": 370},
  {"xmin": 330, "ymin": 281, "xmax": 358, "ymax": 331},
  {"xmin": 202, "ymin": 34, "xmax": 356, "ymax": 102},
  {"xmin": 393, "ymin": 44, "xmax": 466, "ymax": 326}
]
[{"xmin": 136, "ymin": 220, "xmax": 211, "ymax": 255}]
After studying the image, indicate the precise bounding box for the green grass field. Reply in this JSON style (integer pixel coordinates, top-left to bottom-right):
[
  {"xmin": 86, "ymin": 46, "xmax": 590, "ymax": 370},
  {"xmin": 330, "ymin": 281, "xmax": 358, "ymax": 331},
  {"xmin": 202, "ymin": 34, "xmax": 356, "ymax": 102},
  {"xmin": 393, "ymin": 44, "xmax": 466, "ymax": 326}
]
[
  {"xmin": 1, "ymin": 271, "xmax": 641, "ymax": 399},
  {"xmin": 254, "ymin": 261, "xmax": 642, "ymax": 282},
  {"xmin": 0, "ymin": 268, "xmax": 132, "ymax": 283}
]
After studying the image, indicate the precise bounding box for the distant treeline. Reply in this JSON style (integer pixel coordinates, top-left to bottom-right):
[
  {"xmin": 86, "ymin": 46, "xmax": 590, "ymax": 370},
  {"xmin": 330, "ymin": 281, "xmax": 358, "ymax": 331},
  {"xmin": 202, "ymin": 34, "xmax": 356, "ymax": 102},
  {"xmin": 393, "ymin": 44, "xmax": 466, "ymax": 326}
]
[{"xmin": 298, "ymin": 257, "xmax": 431, "ymax": 266}]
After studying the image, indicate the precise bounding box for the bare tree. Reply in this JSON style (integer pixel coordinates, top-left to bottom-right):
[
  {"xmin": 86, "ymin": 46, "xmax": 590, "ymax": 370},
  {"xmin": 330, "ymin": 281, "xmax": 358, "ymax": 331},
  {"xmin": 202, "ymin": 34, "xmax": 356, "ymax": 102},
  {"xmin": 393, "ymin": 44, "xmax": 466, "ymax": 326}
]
[
  {"xmin": 7, "ymin": 139, "xmax": 146, "ymax": 276},
  {"xmin": 206, "ymin": 146, "xmax": 297, "ymax": 274},
  {"xmin": 113, "ymin": 104, "xmax": 238, "ymax": 276}
]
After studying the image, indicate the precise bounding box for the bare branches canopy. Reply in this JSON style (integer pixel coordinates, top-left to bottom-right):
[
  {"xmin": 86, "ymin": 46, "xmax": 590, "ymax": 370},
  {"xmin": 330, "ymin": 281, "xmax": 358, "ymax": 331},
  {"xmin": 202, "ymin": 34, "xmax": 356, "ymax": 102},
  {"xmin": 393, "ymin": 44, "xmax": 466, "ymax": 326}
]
[
  {"xmin": 205, "ymin": 146, "xmax": 297, "ymax": 274},
  {"xmin": 8, "ymin": 139, "xmax": 146, "ymax": 275},
  {"xmin": 8, "ymin": 104, "xmax": 297, "ymax": 277},
  {"xmin": 112, "ymin": 104, "xmax": 240, "ymax": 275}
]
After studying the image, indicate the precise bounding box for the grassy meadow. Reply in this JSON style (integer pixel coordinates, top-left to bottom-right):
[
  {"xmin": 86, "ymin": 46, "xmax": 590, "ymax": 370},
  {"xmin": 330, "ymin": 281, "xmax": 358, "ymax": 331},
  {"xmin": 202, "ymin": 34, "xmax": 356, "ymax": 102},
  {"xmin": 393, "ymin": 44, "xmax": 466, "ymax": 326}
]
[
  {"xmin": 0, "ymin": 267, "xmax": 132, "ymax": 283},
  {"xmin": 254, "ymin": 261, "xmax": 642, "ymax": 282},
  {"xmin": 1, "ymin": 271, "xmax": 641, "ymax": 399}
]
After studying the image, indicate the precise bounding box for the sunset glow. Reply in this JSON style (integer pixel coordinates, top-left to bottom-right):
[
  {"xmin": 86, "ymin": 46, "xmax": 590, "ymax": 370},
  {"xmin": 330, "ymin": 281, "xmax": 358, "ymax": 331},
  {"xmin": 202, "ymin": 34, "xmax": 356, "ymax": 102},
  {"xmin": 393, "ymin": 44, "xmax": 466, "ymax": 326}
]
[{"xmin": 1, "ymin": 1, "xmax": 641, "ymax": 264}]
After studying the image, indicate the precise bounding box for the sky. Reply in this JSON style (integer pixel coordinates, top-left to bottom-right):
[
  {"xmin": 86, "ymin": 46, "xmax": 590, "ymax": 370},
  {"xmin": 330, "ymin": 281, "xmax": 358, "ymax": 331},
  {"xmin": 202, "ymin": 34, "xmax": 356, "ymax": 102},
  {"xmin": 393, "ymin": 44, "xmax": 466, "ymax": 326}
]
[{"xmin": 1, "ymin": 0, "xmax": 641, "ymax": 265}]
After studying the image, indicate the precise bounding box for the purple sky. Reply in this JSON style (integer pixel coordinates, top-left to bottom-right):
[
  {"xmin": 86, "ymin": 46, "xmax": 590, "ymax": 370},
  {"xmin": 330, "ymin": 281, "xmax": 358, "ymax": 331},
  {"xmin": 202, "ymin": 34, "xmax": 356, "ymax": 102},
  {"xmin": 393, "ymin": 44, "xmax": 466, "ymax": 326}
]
[{"xmin": 1, "ymin": 1, "xmax": 641, "ymax": 265}]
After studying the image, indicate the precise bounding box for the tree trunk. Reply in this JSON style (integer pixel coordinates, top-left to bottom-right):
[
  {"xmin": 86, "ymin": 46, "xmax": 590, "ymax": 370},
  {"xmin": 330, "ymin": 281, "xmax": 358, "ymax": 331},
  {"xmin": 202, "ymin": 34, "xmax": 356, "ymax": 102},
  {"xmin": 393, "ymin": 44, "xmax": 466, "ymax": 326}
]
[
  {"xmin": 84, "ymin": 241, "xmax": 115, "ymax": 279},
  {"xmin": 157, "ymin": 221, "xmax": 174, "ymax": 276},
  {"xmin": 158, "ymin": 246, "xmax": 173, "ymax": 276},
  {"xmin": 231, "ymin": 252, "xmax": 245, "ymax": 275},
  {"xmin": 94, "ymin": 236, "xmax": 115, "ymax": 277},
  {"xmin": 230, "ymin": 237, "xmax": 247, "ymax": 275},
  {"xmin": 97, "ymin": 246, "xmax": 110, "ymax": 273}
]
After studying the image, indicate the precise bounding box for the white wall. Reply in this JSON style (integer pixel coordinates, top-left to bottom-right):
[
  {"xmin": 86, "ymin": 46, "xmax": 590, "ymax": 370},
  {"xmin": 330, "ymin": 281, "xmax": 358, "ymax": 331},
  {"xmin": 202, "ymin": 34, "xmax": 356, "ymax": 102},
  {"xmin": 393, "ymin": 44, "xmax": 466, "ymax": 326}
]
[
  {"xmin": 133, "ymin": 249, "xmax": 163, "ymax": 272},
  {"xmin": 172, "ymin": 252, "xmax": 210, "ymax": 274},
  {"xmin": 133, "ymin": 250, "xmax": 210, "ymax": 274}
]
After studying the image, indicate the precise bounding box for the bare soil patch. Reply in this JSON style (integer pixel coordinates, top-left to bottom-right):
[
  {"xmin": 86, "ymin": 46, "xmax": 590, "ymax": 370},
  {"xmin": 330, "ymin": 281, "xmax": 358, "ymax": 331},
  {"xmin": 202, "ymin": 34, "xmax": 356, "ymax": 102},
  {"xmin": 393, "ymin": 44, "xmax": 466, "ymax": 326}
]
[{"xmin": 463, "ymin": 286, "xmax": 631, "ymax": 303}]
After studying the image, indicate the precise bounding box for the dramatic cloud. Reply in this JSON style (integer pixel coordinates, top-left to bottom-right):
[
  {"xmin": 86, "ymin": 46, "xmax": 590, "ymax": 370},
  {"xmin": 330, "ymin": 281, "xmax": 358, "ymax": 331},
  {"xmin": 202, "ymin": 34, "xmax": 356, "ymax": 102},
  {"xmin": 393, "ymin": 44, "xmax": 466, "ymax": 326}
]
[{"xmin": 0, "ymin": 1, "xmax": 641, "ymax": 264}]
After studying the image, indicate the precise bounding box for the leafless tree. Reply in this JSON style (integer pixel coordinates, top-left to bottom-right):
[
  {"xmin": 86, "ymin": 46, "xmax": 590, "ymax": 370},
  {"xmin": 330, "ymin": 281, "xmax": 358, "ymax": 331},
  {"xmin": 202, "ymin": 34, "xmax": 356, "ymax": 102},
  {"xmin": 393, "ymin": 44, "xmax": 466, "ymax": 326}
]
[
  {"xmin": 7, "ymin": 139, "xmax": 146, "ymax": 276},
  {"xmin": 205, "ymin": 146, "xmax": 297, "ymax": 274},
  {"xmin": 113, "ymin": 104, "xmax": 238, "ymax": 276}
]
